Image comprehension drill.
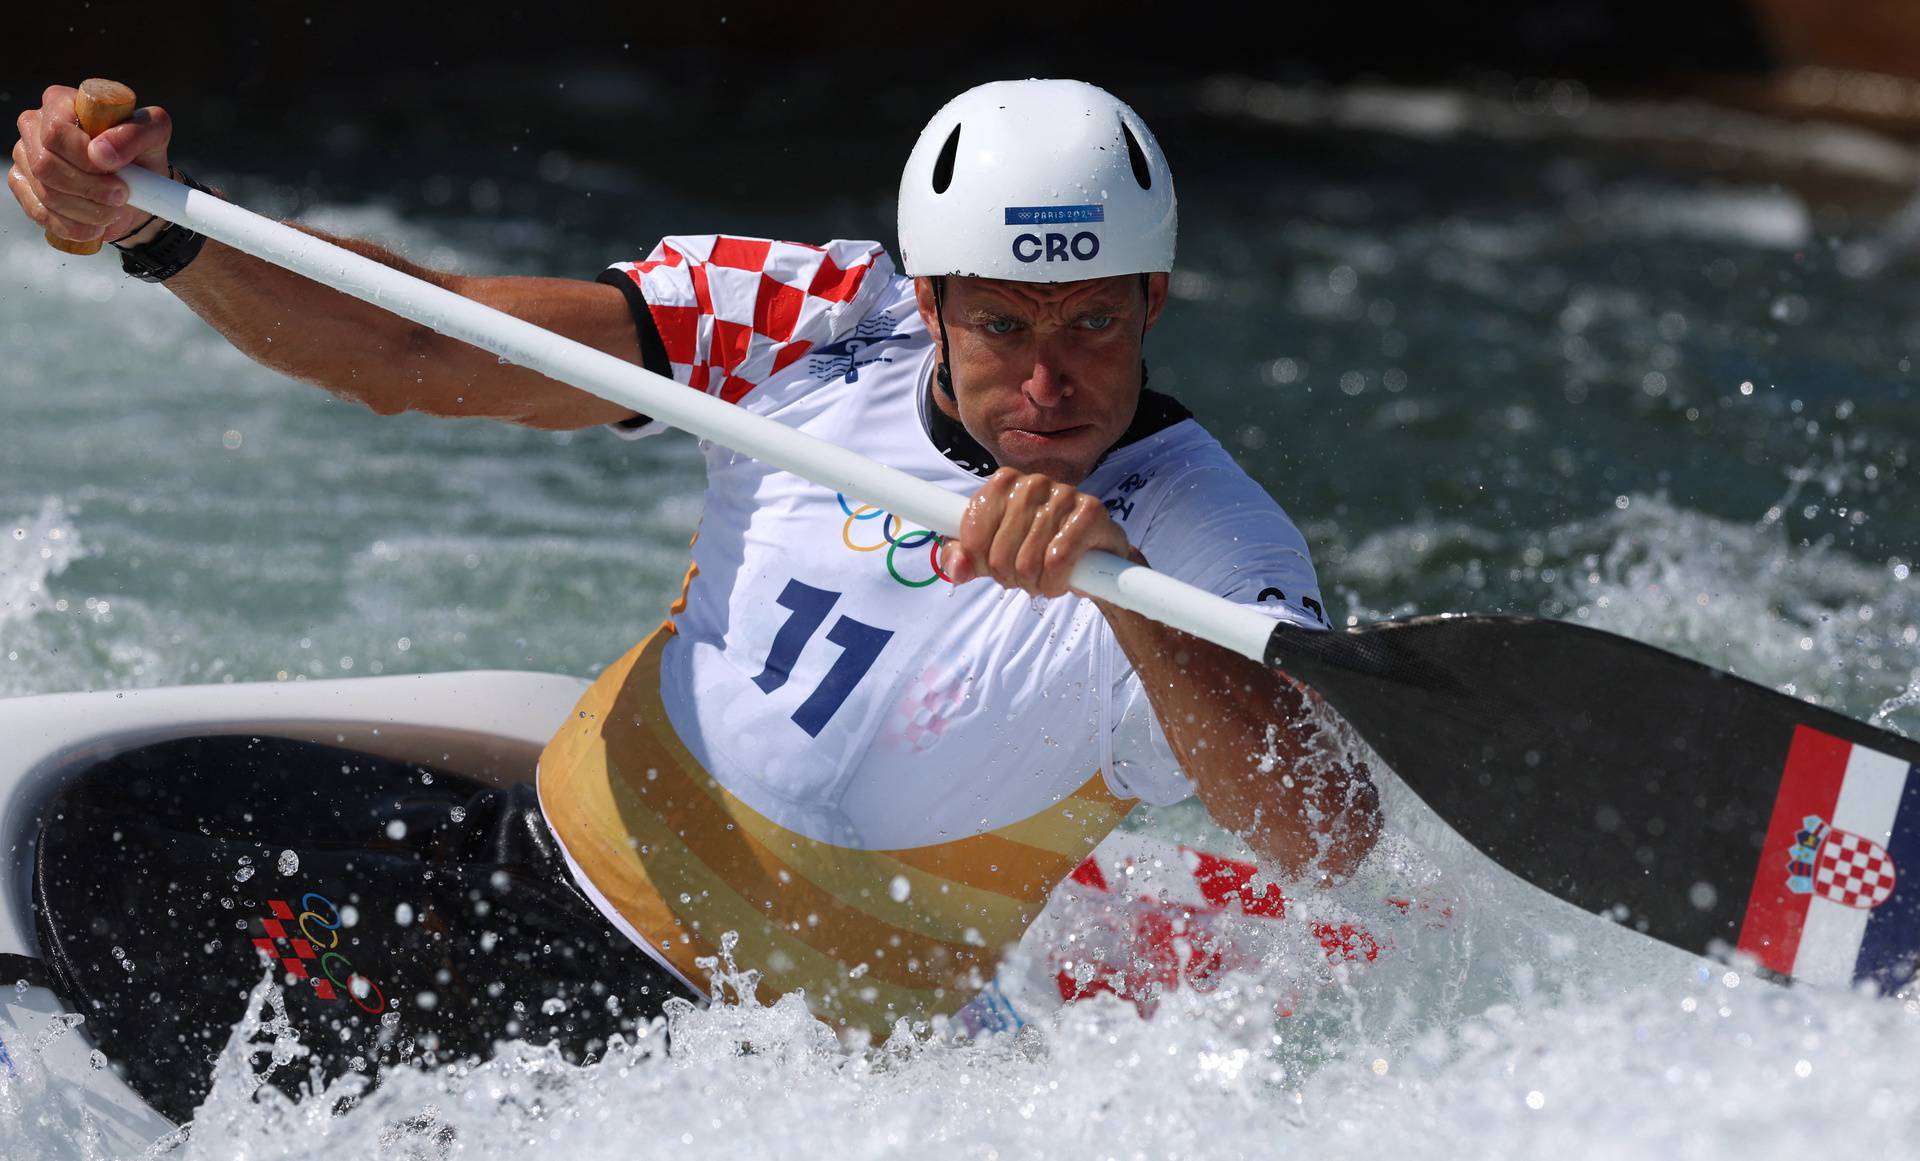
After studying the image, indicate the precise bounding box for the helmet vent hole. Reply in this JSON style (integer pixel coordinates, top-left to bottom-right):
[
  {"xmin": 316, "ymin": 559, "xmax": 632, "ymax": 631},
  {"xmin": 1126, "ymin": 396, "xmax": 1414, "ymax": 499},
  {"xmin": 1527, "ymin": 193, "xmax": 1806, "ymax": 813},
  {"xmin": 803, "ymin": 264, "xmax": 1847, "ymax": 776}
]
[
  {"xmin": 1122, "ymin": 121, "xmax": 1152, "ymax": 190},
  {"xmin": 931, "ymin": 124, "xmax": 962, "ymax": 194}
]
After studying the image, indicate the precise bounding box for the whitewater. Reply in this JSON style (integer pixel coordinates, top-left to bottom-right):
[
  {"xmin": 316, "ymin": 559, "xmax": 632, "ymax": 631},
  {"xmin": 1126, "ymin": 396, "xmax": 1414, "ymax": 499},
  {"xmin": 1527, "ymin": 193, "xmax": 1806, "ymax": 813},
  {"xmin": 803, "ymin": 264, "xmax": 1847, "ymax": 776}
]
[{"xmin": 2, "ymin": 85, "xmax": 1918, "ymax": 1158}]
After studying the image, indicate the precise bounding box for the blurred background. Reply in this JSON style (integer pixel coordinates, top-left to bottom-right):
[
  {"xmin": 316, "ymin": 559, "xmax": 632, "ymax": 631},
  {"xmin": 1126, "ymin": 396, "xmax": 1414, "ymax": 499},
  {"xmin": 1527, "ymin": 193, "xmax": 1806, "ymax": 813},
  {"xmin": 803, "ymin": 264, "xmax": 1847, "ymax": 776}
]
[{"xmin": 13, "ymin": 0, "xmax": 1920, "ymax": 201}]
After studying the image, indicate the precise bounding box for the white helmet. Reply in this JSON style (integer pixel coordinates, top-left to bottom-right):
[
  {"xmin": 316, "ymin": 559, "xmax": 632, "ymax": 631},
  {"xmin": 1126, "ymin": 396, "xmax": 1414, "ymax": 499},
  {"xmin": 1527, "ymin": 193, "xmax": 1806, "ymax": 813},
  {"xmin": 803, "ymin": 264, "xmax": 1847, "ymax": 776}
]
[{"xmin": 898, "ymin": 79, "xmax": 1177, "ymax": 282}]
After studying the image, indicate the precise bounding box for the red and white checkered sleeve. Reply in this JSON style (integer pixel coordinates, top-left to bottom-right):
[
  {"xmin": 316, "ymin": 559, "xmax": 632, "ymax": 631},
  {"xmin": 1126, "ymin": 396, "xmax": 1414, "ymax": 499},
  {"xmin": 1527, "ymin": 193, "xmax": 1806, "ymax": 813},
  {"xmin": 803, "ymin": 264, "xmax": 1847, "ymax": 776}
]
[{"xmin": 603, "ymin": 235, "xmax": 894, "ymax": 408}]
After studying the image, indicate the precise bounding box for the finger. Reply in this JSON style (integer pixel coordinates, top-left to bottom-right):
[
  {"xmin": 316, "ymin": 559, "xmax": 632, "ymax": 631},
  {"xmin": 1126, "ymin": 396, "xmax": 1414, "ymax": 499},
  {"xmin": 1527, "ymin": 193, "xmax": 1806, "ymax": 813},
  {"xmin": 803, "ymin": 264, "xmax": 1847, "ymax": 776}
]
[
  {"xmin": 9, "ymin": 164, "xmax": 51, "ymax": 227},
  {"xmin": 38, "ymin": 112, "xmax": 104, "ymax": 173},
  {"xmin": 1017, "ymin": 487, "xmax": 1080, "ymax": 595},
  {"xmin": 24, "ymin": 86, "xmax": 76, "ymax": 156},
  {"xmin": 87, "ymin": 105, "xmax": 171, "ymax": 175},
  {"xmin": 1035, "ymin": 492, "xmax": 1103, "ymax": 598},
  {"xmin": 25, "ymin": 155, "xmax": 125, "ymax": 222},
  {"xmin": 1042, "ymin": 493, "xmax": 1123, "ymax": 597},
  {"xmin": 16, "ymin": 136, "xmax": 126, "ymax": 230},
  {"xmin": 986, "ymin": 474, "xmax": 1058, "ymax": 587},
  {"xmin": 12, "ymin": 160, "xmax": 104, "ymax": 241},
  {"xmin": 39, "ymin": 83, "xmax": 78, "ymax": 114},
  {"xmin": 937, "ymin": 539, "xmax": 974, "ymax": 585},
  {"xmin": 951, "ymin": 469, "xmax": 1016, "ymax": 585}
]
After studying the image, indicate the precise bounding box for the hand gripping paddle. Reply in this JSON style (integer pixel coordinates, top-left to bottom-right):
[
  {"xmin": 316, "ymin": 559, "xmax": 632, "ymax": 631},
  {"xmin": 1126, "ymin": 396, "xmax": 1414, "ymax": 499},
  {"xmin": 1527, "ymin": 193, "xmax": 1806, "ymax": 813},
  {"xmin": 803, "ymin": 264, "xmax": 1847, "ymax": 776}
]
[
  {"xmin": 73, "ymin": 110, "xmax": 1920, "ymax": 992},
  {"xmin": 41, "ymin": 79, "xmax": 137, "ymax": 255}
]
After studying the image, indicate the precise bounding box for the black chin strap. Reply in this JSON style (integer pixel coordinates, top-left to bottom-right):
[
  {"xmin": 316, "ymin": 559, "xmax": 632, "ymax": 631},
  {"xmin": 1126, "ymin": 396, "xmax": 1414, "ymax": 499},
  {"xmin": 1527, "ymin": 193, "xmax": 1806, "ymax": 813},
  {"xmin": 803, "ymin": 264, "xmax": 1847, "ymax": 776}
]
[{"xmin": 932, "ymin": 276, "xmax": 958, "ymax": 400}]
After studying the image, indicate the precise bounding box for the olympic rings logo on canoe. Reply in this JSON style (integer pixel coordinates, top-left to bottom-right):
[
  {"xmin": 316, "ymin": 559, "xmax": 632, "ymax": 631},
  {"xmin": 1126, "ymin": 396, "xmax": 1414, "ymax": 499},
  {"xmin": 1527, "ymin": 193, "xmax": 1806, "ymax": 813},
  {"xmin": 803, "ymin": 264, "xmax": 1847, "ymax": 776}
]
[
  {"xmin": 256, "ymin": 892, "xmax": 389, "ymax": 1015},
  {"xmin": 295, "ymin": 892, "xmax": 388, "ymax": 1014},
  {"xmin": 837, "ymin": 494, "xmax": 956, "ymax": 589}
]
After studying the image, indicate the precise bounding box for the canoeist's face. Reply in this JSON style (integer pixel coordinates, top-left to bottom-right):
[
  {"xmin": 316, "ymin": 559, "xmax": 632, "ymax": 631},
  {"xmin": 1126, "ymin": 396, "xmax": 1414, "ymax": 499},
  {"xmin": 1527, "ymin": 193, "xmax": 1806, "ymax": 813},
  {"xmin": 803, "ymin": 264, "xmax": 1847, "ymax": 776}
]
[{"xmin": 916, "ymin": 273, "xmax": 1169, "ymax": 485}]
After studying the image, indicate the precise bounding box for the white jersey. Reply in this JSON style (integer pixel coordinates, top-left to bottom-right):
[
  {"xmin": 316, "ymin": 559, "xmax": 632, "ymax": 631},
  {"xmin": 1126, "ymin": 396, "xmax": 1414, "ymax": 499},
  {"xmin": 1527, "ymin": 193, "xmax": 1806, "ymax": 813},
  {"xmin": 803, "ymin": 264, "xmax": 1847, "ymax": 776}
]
[{"xmin": 539, "ymin": 235, "xmax": 1328, "ymax": 1029}]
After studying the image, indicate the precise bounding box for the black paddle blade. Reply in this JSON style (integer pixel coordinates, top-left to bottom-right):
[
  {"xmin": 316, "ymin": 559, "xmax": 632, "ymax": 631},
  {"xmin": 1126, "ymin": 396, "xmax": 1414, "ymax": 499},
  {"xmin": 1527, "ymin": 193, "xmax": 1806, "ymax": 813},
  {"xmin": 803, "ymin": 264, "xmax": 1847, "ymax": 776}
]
[{"xmin": 1265, "ymin": 615, "xmax": 1920, "ymax": 991}]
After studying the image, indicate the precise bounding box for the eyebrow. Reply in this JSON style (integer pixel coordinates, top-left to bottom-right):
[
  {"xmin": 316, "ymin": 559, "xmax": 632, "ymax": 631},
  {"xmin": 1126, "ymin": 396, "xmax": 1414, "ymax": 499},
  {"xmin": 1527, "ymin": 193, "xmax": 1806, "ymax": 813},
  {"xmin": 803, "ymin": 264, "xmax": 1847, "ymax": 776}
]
[{"xmin": 961, "ymin": 297, "xmax": 1131, "ymax": 321}]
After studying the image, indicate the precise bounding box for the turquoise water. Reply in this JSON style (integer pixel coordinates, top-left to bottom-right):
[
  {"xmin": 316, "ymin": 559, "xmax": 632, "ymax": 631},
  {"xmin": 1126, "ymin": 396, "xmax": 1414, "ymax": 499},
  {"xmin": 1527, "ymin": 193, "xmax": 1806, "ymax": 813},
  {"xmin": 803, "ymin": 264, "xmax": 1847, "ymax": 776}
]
[{"xmin": 2, "ymin": 85, "xmax": 1919, "ymax": 1158}]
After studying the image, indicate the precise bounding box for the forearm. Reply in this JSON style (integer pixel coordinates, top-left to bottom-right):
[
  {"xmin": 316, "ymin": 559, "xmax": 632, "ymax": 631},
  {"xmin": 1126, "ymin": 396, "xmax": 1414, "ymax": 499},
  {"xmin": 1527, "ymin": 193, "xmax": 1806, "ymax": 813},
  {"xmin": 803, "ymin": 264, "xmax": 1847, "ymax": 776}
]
[
  {"xmin": 936, "ymin": 468, "xmax": 1379, "ymax": 876},
  {"xmin": 163, "ymin": 228, "xmax": 447, "ymax": 416},
  {"xmin": 1097, "ymin": 597, "xmax": 1381, "ymax": 881},
  {"xmin": 156, "ymin": 220, "xmax": 639, "ymax": 429}
]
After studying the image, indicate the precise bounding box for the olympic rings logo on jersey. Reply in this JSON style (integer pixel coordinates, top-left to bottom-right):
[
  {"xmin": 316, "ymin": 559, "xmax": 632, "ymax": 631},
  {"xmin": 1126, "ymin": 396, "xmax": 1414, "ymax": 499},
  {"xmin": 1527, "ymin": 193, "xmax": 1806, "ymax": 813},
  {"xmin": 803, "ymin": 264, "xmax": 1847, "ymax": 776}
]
[{"xmin": 837, "ymin": 494, "xmax": 957, "ymax": 589}]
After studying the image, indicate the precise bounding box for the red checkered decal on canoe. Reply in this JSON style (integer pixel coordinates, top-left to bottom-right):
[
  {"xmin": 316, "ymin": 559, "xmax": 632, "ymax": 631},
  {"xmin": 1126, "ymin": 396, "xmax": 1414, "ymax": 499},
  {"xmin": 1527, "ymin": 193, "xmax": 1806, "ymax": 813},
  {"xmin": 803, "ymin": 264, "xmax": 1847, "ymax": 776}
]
[{"xmin": 253, "ymin": 897, "xmax": 337, "ymax": 1000}]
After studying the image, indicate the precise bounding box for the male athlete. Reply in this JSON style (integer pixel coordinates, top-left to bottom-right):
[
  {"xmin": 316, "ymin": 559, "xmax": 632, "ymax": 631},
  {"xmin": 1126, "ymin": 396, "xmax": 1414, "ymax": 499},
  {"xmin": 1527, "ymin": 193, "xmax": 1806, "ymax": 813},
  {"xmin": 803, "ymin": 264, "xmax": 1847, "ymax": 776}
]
[{"xmin": 10, "ymin": 78, "xmax": 1379, "ymax": 1111}]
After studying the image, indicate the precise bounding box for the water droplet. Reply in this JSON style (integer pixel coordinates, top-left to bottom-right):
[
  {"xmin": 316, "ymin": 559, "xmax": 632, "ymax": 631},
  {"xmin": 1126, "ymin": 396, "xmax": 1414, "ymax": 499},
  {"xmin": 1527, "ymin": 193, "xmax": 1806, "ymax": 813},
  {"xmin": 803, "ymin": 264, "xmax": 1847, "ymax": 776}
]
[
  {"xmin": 277, "ymin": 849, "xmax": 299, "ymax": 875},
  {"xmin": 889, "ymin": 875, "xmax": 911, "ymax": 903}
]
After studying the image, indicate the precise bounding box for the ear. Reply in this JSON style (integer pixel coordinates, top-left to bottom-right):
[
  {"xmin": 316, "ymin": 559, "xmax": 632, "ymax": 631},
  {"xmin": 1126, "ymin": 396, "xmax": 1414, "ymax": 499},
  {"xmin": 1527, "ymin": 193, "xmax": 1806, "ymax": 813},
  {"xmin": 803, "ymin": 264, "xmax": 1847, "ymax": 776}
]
[
  {"xmin": 1142, "ymin": 272, "xmax": 1170, "ymax": 333},
  {"xmin": 912, "ymin": 276, "xmax": 943, "ymax": 359}
]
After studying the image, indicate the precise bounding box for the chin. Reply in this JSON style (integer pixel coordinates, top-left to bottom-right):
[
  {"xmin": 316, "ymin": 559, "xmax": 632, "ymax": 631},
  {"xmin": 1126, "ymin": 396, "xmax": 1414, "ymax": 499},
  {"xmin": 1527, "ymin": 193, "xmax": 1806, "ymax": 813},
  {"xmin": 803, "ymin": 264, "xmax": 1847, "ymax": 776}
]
[
  {"xmin": 994, "ymin": 452, "xmax": 1095, "ymax": 486},
  {"xmin": 992, "ymin": 432, "xmax": 1103, "ymax": 485}
]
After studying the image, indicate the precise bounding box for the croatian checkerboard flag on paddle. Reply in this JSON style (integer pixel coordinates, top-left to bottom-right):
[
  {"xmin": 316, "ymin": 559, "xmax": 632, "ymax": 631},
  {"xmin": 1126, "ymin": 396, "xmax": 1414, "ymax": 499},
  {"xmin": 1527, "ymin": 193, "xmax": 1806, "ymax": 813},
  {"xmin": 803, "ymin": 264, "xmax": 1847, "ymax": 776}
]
[{"xmin": 1737, "ymin": 725, "xmax": 1920, "ymax": 989}]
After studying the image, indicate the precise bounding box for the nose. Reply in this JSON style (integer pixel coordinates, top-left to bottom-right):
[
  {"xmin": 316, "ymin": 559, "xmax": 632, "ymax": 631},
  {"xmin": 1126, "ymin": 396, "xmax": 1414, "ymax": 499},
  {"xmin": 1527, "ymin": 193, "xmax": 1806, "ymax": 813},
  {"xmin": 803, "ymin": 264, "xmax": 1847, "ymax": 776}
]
[{"xmin": 1022, "ymin": 336, "xmax": 1073, "ymax": 407}]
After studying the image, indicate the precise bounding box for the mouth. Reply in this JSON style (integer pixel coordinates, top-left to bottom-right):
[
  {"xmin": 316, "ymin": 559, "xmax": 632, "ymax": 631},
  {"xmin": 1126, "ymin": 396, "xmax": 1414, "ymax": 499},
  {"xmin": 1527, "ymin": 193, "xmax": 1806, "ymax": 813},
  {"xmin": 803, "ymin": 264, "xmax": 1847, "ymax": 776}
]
[{"xmin": 1002, "ymin": 423, "xmax": 1092, "ymax": 443}]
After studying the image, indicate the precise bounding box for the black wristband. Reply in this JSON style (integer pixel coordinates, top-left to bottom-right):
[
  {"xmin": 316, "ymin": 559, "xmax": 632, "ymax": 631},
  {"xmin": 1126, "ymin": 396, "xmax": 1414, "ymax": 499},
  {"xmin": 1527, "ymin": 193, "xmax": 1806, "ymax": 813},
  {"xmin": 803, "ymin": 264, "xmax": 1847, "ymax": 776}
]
[{"xmin": 115, "ymin": 167, "xmax": 214, "ymax": 284}]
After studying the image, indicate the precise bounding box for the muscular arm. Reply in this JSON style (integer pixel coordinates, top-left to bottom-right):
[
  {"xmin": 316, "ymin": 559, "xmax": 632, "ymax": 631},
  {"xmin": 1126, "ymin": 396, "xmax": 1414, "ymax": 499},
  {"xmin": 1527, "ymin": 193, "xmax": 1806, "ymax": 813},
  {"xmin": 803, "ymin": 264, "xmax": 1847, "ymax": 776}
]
[
  {"xmin": 12, "ymin": 82, "xmax": 645, "ymax": 431},
  {"xmin": 945, "ymin": 468, "xmax": 1382, "ymax": 881},
  {"xmin": 1095, "ymin": 595, "xmax": 1380, "ymax": 880},
  {"xmin": 164, "ymin": 234, "xmax": 647, "ymax": 430}
]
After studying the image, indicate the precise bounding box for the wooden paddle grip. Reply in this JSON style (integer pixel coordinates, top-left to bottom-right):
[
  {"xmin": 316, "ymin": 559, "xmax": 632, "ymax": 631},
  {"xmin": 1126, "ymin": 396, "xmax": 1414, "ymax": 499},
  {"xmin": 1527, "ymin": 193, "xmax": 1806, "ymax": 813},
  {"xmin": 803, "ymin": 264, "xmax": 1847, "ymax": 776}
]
[{"xmin": 44, "ymin": 78, "xmax": 138, "ymax": 256}]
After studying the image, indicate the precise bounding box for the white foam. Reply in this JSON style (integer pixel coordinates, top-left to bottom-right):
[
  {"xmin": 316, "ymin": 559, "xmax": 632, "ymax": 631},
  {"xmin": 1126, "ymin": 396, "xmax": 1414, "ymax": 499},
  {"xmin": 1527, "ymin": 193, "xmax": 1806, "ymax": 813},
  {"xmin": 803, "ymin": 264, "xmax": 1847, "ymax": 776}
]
[{"xmin": 0, "ymin": 498, "xmax": 80, "ymax": 631}]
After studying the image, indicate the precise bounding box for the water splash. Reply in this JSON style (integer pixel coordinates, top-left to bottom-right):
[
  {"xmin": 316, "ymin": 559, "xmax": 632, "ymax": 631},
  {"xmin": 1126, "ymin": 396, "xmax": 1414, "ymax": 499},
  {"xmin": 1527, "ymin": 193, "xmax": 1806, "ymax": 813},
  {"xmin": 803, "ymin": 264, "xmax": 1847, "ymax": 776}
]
[
  {"xmin": 0, "ymin": 498, "xmax": 82, "ymax": 631},
  {"xmin": 1874, "ymin": 681, "xmax": 1920, "ymax": 736}
]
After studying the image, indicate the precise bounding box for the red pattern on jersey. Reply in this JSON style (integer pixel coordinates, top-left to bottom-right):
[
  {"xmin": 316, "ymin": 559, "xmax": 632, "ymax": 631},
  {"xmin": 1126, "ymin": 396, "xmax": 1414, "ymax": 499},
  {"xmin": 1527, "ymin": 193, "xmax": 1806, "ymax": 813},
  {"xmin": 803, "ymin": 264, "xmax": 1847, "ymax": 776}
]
[
  {"xmin": 770, "ymin": 341, "xmax": 814, "ymax": 376},
  {"xmin": 807, "ymin": 254, "xmax": 868, "ymax": 303},
  {"xmin": 608, "ymin": 235, "xmax": 890, "ymax": 414},
  {"xmin": 708, "ymin": 236, "xmax": 772, "ymax": 271},
  {"xmin": 755, "ymin": 275, "xmax": 806, "ymax": 343},
  {"xmin": 651, "ymin": 303, "xmax": 701, "ymax": 365}
]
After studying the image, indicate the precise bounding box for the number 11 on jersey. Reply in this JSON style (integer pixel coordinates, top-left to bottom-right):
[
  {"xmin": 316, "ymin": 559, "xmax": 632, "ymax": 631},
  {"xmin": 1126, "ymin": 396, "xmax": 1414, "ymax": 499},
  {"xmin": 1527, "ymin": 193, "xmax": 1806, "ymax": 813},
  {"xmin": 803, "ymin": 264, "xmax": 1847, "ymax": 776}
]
[{"xmin": 751, "ymin": 579, "xmax": 894, "ymax": 737}]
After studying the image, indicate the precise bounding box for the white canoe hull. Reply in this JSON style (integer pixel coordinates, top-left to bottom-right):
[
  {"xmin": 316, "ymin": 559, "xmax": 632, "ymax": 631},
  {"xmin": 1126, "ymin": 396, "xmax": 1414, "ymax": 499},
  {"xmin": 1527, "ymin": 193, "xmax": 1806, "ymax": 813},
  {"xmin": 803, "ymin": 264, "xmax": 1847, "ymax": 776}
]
[{"xmin": 0, "ymin": 671, "xmax": 1322, "ymax": 1157}]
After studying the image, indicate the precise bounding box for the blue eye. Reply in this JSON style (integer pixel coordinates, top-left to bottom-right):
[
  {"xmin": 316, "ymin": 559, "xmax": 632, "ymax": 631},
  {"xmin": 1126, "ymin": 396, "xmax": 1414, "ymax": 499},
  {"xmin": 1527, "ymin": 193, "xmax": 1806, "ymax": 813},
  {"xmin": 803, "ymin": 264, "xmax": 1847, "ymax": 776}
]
[
  {"xmin": 1081, "ymin": 316, "xmax": 1114, "ymax": 331},
  {"xmin": 984, "ymin": 319, "xmax": 1017, "ymax": 335}
]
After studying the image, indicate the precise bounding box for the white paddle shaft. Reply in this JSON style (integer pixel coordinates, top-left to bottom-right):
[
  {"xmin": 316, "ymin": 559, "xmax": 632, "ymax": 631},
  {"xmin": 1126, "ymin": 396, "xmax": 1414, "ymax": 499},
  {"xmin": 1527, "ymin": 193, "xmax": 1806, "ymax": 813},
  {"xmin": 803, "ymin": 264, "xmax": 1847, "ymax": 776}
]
[{"xmin": 120, "ymin": 167, "xmax": 1281, "ymax": 663}]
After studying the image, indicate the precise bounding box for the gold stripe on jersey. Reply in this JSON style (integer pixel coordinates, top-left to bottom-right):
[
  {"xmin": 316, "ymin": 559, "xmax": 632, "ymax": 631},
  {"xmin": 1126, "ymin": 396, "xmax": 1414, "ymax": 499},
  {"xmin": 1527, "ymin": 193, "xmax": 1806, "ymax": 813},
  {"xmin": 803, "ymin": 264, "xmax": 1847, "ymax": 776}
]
[{"xmin": 539, "ymin": 622, "xmax": 1132, "ymax": 1033}]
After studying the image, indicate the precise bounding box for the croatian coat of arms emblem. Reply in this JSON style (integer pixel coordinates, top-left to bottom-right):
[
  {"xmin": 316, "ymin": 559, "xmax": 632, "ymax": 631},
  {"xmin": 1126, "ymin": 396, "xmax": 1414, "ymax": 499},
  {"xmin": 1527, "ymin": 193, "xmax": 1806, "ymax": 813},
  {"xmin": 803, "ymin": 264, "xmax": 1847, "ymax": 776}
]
[{"xmin": 1787, "ymin": 814, "xmax": 1898, "ymax": 909}]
